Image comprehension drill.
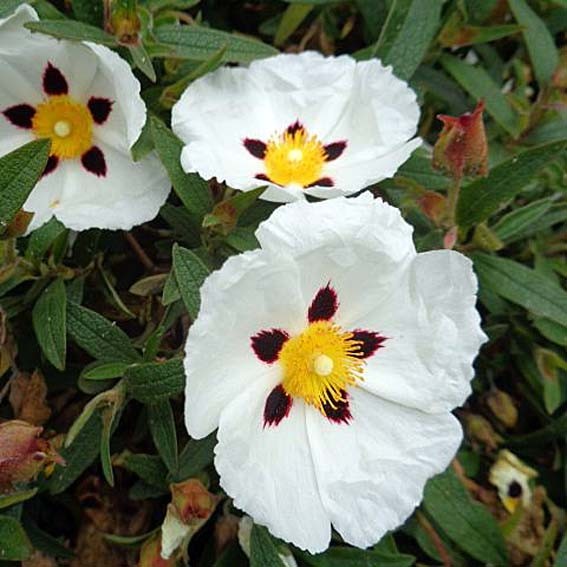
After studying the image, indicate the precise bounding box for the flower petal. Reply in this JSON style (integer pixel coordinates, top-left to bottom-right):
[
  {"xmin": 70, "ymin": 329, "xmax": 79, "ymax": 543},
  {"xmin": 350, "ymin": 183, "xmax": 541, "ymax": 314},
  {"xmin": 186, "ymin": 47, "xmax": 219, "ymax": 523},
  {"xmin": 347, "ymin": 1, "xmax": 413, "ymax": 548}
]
[
  {"xmin": 184, "ymin": 250, "xmax": 306, "ymax": 439},
  {"xmin": 215, "ymin": 383, "xmax": 331, "ymax": 553},
  {"xmin": 306, "ymin": 388, "xmax": 462, "ymax": 549}
]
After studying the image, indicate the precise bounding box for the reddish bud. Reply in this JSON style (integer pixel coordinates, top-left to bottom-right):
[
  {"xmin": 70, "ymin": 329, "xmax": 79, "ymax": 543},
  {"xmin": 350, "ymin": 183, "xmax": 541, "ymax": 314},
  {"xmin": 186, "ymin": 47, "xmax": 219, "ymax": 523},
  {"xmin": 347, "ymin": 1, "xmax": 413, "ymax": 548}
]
[
  {"xmin": 170, "ymin": 479, "xmax": 219, "ymax": 525},
  {"xmin": 417, "ymin": 191, "xmax": 447, "ymax": 225},
  {"xmin": 0, "ymin": 420, "xmax": 64, "ymax": 492},
  {"xmin": 433, "ymin": 101, "xmax": 488, "ymax": 181},
  {"xmin": 138, "ymin": 535, "xmax": 176, "ymax": 567}
]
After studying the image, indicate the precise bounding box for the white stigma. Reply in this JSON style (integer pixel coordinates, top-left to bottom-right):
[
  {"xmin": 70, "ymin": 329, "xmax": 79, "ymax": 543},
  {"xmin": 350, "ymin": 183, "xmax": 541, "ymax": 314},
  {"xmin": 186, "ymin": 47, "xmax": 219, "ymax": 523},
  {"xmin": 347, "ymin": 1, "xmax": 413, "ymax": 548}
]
[
  {"xmin": 287, "ymin": 148, "xmax": 303, "ymax": 162},
  {"xmin": 54, "ymin": 120, "xmax": 71, "ymax": 138},
  {"xmin": 313, "ymin": 354, "xmax": 334, "ymax": 377}
]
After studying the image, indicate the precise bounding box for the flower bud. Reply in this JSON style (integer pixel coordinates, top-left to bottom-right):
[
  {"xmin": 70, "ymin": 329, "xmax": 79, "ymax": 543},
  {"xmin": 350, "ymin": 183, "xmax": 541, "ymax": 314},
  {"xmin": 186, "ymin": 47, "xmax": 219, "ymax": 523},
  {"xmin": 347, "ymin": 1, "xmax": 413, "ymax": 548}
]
[
  {"xmin": 108, "ymin": 0, "xmax": 141, "ymax": 45},
  {"xmin": 486, "ymin": 388, "xmax": 518, "ymax": 429},
  {"xmin": 0, "ymin": 420, "xmax": 64, "ymax": 491},
  {"xmin": 139, "ymin": 534, "xmax": 176, "ymax": 567},
  {"xmin": 464, "ymin": 413, "xmax": 503, "ymax": 451},
  {"xmin": 433, "ymin": 101, "xmax": 488, "ymax": 181}
]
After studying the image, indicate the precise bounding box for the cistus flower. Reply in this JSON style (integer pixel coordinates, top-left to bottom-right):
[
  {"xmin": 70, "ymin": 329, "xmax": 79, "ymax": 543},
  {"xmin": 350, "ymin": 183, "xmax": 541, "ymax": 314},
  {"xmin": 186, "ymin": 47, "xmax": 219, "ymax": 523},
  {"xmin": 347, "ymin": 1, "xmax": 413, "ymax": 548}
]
[
  {"xmin": 172, "ymin": 52, "xmax": 421, "ymax": 202},
  {"xmin": 432, "ymin": 100, "xmax": 488, "ymax": 181},
  {"xmin": 489, "ymin": 450, "xmax": 538, "ymax": 514},
  {"xmin": 183, "ymin": 194, "xmax": 486, "ymax": 552},
  {"xmin": 0, "ymin": 420, "xmax": 63, "ymax": 492},
  {"xmin": 0, "ymin": 4, "xmax": 170, "ymax": 232}
]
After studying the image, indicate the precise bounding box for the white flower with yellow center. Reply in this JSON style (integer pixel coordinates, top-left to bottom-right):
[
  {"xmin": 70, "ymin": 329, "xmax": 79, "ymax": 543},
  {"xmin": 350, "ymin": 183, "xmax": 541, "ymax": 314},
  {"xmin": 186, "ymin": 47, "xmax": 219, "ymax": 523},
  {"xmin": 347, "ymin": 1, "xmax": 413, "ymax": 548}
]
[
  {"xmin": 184, "ymin": 194, "xmax": 487, "ymax": 553},
  {"xmin": 172, "ymin": 51, "xmax": 421, "ymax": 202},
  {"xmin": 0, "ymin": 5, "xmax": 170, "ymax": 232}
]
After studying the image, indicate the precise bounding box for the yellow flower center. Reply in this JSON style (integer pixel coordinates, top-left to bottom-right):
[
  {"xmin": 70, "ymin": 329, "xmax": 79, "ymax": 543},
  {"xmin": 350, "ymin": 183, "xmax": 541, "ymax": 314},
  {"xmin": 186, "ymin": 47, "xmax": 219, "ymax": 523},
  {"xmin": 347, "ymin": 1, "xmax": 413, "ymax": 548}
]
[
  {"xmin": 264, "ymin": 127, "xmax": 326, "ymax": 188},
  {"xmin": 32, "ymin": 95, "xmax": 93, "ymax": 159},
  {"xmin": 278, "ymin": 321, "xmax": 364, "ymax": 413}
]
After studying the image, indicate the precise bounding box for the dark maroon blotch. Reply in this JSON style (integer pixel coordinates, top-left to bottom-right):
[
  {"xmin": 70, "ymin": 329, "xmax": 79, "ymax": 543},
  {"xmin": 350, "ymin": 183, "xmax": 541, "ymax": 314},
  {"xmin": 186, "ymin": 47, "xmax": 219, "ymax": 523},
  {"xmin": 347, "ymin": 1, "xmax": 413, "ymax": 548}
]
[
  {"xmin": 351, "ymin": 330, "xmax": 386, "ymax": 359},
  {"xmin": 3, "ymin": 104, "xmax": 36, "ymax": 129},
  {"xmin": 322, "ymin": 391, "xmax": 352, "ymax": 424},
  {"xmin": 43, "ymin": 155, "xmax": 59, "ymax": 177},
  {"xmin": 508, "ymin": 481, "xmax": 522, "ymax": 498},
  {"xmin": 308, "ymin": 283, "xmax": 338, "ymax": 323},
  {"xmin": 324, "ymin": 141, "xmax": 347, "ymax": 161},
  {"xmin": 243, "ymin": 138, "xmax": 267, "ymax": 159},
  {"xmin": 307, "ymin": 177, "xmax": 334, "ymax": 188},
  {"xmin": 43, "ymin": 62, "xmax": 68, "ymax": 95},
  {"xmin": 251, "ymin": 329, "xmax": 289, "ymax": 364},
  {"xmin": 255, "ymin": 173, "xmax": 271, "ymax": 182},
  {"xmin": 88, "ymin": 97, "xmax": 113, "ymax": 124},
  {"xmin": 286, "ymin": 120, "xmax": 304, "ymax": 136},
  {"xmin": 81, "ymin": 146, "xmax": 107, "ymax": 177},
  {"xmin": 264, "ymin": 385, "xmax": 293, "ymax": 427}
]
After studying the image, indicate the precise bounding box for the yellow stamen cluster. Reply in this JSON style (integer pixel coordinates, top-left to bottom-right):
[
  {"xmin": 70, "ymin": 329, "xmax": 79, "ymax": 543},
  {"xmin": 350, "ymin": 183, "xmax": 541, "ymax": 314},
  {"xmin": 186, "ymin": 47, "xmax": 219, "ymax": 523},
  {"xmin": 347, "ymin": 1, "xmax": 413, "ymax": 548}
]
[
  {"xmin": 278, "ymin": 321, "xmax": 364, "ymax": 413},
  {"xmin": 264, "ymin": 127, "xmax": 326, "ymax": 188},
  {"xmin": 32, "ymin": 95, "xmax": 93, "ymax": 159}
]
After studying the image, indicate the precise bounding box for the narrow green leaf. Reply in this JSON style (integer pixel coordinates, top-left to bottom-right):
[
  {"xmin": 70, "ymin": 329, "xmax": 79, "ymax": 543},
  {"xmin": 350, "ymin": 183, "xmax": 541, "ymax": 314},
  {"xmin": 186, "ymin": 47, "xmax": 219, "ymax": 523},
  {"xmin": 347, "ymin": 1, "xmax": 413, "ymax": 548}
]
[
  {"xmin": 172, "ymin": 244, "xmax": 210, "ymax": 319},
  {"xmin": 150, "ymin": 117, "xmax": 212, "ymax": 217},
  {"xmin": 373, "ymin": 0, "xmax": 443, "ymax": 80},
  {"xmin": 457, "ymin": 141, "xmax": 566, "ymax": 228},
  {"xmin": 71, "ymin": 0, "xmax": 103, "ymax": 26},
  {"xmin": 124, "ymin": 357, "xmax": 185, "ymax": 403},
  {"xmin": 509, "ymin": 0, "xmax": 559, "ymax": 85},
  {"xmin": 26, "ymin": 218, "xmax": 66, "ymax": 261},
  {"xmin": 0, "ymin": 139, "xmax": 50, "ymax": 226},
  {"xmin": 423, "ymin": 469, "xmax": 508, "ymax": 565},
  {"xmin": 275, "ymin": 4, "xmax": 313, "ymax": 46},
  {"xmin": 492, "ymin": 198, "xmax": 553, "ymax": 243},
  {"xmin": 0, "ymin": 516, "xmax": 32, "ymax": 561},
  {"xmin": 440, "ymin": 54, "xmax": 521, "ymax": 137},
  {"xmin": 129, "ymin": 44, "xmax": 157, "ymax": 82},
  {"xmin": 507, "ymin": 413, "xmax": 567, "ymax": 447},
  {"xmin": 296, "ymin": 547, "xmax": 415, "ymax": 566},
  {"xmin": 473, "ymin": 253, "xmax": 567, "ymax": 327},
  {"xmin": 26, "ymin": 19, "xmax": 117, "ymax": 45},
  {"xmin": 174, "ymin": 433, "xmax": 216, "ymax": 481},
  {"xmin": 154, "ymin": 25, "xmax": 278, "ymax": 63},
  {"xmin": 67, "ymin": 302, "xmax": 141, "ymax": 363},
  {"xmin": 0, "ymin": 489, "xmax": 38, "ymax": 510},
  {"xmin": 533, "ymin": 318, "xmax": 567, "ymax": 347},
  {"xmin": 555, "ymin": 534, "xmax": 567, "ymax": 567},
  {"xmin": 250, "ymin": 524, "xmax": 286, "ymax": 567},
  {"xmin": 32, "ymin": 278, "xmax": 67, "ymax": 370},
  {"xmin": 23, "ymin": 516, "xmax": 75, "ymax": 560},
  {"xmin": 148, "ymin": 400, "xmax": 178, "ymax": 474},
  {"xmin": 82, "ymin": 361, "xmax": 130, "ymax": 380},
  {"xmin": 123, "ymin": 453, "xmax": 169, "ymax": 489}
]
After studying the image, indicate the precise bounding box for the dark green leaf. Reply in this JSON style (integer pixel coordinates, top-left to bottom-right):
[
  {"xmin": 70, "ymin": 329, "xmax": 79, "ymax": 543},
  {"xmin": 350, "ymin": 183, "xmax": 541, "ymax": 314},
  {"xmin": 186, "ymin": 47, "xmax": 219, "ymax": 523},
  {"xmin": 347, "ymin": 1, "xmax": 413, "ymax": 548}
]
[
  {"xmin": 123, "ymin": 453, "xmax": 169, "ymax": 489},
  {"xmin": 32, "ymin": 278, "xmax": 67, "ymax": 370},
  {"xmin": 82, "ymin": 361, "xmax": 131, "ymax": 380},
  {"xmin": 172, "ymin": 244, "xmax": 210, "ymax": 319},
  {"xmin": 0, "ymin": 516, "xmax": 32, "ymax": 561},
  {"xmin": 129, "ymin": 44, "xmax": 157, "ymax": 82},
  {"xmin": 0, "ymin": 489, "xmax": 38, "ymax": 510},
  {"xmin": 174, "ymin": 433, "xmax": 216, "ymax": 481},
  {"xmin": 250, "ymin": 524, "xmax": 286, "ymax": 567},
  {"xmin": 148, "ymin": 399, "xmax": 178, "ymax": 474},
  {"xmin": 124, "ymin": 357, "xmax": 185, "ymax": 403},
  {"xmin": 296, "ymin": 547, "xmax": 415, "ymax": 566},
  {"xmin": 275, "ymin": 4, "xmax": 313, "ymax": 46},
  {"xmin": 26, "ymin": 19, "xmax": 117, "ymax": 45},
  {"xmin": 71, "ymin": 0, "xmax": 103, "ymax": 26},
  {"xmin": 0, "ymin": 139, "xmax": 50, "ymax": 226},
  {"xmin": 492, "ymin": 198, "xmax": 553, "ymax": 243},
  {"xmin": 26, "ymin": 218, "xmax": 66, "ymax": 261}
]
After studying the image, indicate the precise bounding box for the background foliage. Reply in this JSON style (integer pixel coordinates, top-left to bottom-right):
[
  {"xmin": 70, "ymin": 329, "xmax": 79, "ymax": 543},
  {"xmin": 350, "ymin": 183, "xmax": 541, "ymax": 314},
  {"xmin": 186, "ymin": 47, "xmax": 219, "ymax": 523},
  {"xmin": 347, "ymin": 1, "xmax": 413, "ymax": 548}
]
[{"xmin": 0, "ymin": 0, "xmax": 566, "ymax": 565}]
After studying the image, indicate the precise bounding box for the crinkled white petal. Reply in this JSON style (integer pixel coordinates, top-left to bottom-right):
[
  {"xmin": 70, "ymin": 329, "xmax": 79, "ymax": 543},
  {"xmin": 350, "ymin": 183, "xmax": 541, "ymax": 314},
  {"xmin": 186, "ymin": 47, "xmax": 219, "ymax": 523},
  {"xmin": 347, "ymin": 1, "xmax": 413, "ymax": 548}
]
[
  {"xmin": 306, "ymin": 388, "xmax": 462, "ymax": 549},
  {"xmin": 172, "ymin": 51, "xmax": 420, "ymax": 200},
  {"xmin": 215, "ymin": 383, "xmax": 331, "ymax": 553},
  {"xmin": 23, "ymin": 148, "xmax": 170, "ymax": 232},
  {"xmin": 184, "ymin": 250, "xmax": 306, "ymax": 439},
  {"xmin": 354, "ymin": 250, "xmax": 487, "ymax": 412}
]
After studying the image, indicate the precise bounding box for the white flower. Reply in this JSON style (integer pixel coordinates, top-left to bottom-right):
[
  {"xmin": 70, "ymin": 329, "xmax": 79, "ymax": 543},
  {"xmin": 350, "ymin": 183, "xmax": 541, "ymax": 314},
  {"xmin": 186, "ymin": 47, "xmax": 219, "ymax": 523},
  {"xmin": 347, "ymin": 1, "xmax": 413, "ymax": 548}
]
[
  {"xmin": 489, "ymin": 450, "xmax": 538, "ymax": 514},
  {"xmin": 0, "ymin": 5, "xmax": 170, "ymax": 232},
  {"xmin": 172, "ymin": 51, "xmax": 420, "ymax": 203},
  {"xmin": 183, "ymin": 194, "xmax": 487, "ymax": 553}
]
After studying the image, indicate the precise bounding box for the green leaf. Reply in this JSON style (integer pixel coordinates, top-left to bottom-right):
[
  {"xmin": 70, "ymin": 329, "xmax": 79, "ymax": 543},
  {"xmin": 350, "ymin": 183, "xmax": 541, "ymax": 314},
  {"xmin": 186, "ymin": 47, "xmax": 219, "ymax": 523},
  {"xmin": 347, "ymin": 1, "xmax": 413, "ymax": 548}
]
[
  {"xmin": 23, "ymin": 516, "xmax": 75, "ymax": 560},
  {"xmin": 533, "ymin": 318, "xmax": 567, "ymax": 347},
  {"xmin": 250, "ymin": 524, "xmax": 286, "ymax": 567},
  {"xmin": 32, "ymin": 278, "xmax": 67, "ymax": 370},
  {"xmin": 82, "ymin": 361, "xmax": 131, "ymax": 380},
  {"xmin": 26, "ymin": 19, "xmax": 117, "ymax": 45},
  {"xmin": 148, "ymin": 400, "xmax": 178, "ymax": 474},
  {"xmin": 0, "ymin": 489, "xmax": 38, "ymax": 510},
  {"xmin": 275, "ymin": 4, "xmax": 313, "ymax": 46},
  {"xmin": 555, "ymin": 534, "xmax": 567, "ymax": 567},
  {"xmin": 123, "ymin": 453, "xmax": 169, "ymax": 489},
  {"xmin": 67, "ymin": 302, "xmax": 141, "ymax": 363},
  {"xmin": 507, "ymin": 413, "xmax": 567, "ymax": 447},
  {"xmin": 172, "ymin": 244, "xmax": 210, "ymax": 319},
  {"xmin": 0, "ymin": 139, "xmax": 50, "ymax": 226},
  {"xmin": 423, "ymin": 469, "xmax": 508, "ymax": 565},
  {"xmin": 71, "ymin": 0, "xmax": 103, "ymax": 26},
  {"xmin": 0, "ymin": 516, "xmax": 32, "ymax": 561},
  {"xmin": 150, "ymin": 117, "xmax": 212, "ymax": 217},
  {"xmin": 473, "ymin": 253, "xmax": 567, "ymax": 327},
  {"xmin": 26, "ymin": 218, "xmax": 67, "ymax": 261},
  {"xmin": 457, "ymin": 141, "xmax": 567, "ymax": 228},
  {"xmin": 173, "ymin": 433, "xmax": 216, "ymax": 482},
  {"xmin": 124, "ymin": 357, "xmax": 185, "ymax": 403},
  {"xmin": 128, "ymin": 44, "xmax": 157, "ymax": 82},
  {"xmin": 440, "ymin": 54, "xmax": 521, "ymax": 137},
  {"xmin": 154, "ymin": 25, "xmax": 278, "ymax": 63},
  {"xmin": 492, "ymin": 198, "xmax": 553, "ymax": 243},
  {"xmin": 296, "ymin": 547, "xmax": 415, "ymax": 566},
  {"xmin": 372, "ymin": 0, "xmax": 443, "ymax": 80},
  {"xmin": 509, "ymin": 0, "xmax": 559, "ymax": 85}
]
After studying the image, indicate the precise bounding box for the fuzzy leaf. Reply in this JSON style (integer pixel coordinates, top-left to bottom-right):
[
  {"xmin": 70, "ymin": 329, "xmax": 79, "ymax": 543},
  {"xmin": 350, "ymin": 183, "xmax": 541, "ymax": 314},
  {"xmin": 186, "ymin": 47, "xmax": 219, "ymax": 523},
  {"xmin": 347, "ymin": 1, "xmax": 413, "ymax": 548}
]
[
  {"xmin": 124, "ymin": 358, "xmax": 185, "ymax": 403},
  {"xmin": 172, "ymin": 244, "xmax": 210, "ymax": 319},
  {"xmin": 0, "ymin": 516, "xmax": 32, "ymax": 561}
]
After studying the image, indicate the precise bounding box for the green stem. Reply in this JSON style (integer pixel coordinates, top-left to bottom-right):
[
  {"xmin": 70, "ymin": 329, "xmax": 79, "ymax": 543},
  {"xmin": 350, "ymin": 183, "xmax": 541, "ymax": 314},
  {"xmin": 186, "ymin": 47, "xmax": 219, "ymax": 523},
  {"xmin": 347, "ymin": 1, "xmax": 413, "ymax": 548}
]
[{"xmin": 446, "ymin": 176, "xmax": 462, "ymax": 228}]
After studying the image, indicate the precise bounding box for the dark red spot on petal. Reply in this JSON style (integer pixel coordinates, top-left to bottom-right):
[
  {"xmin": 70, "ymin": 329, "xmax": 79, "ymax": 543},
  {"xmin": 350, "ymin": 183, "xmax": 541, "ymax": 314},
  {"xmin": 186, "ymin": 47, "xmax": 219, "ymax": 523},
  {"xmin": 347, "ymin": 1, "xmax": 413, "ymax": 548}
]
[
  {"xmin": 88, "ymin": 97, "xmax": 113, "ymax": 125},
  {"xmin": 255, "ymin": 173, "xmax": 271, "ymax": 182},
  {"xmin": 251, "ymin": 329, "xmax": 289, "ymax": 363},
  {"xmin": 308, "ymin": 283, "xmax": 338, "ymax": 323},
  {"xmin": 286, "ymin": 120, "xmax": 305, "ymax": 135},
  {"xmin": 264, "ymin": 385, "xmax": 292, "ymax": 427},
  {"xmin": 322, "ymin": 391, "xmax": 352, "ymax": 424},
  {"xmin": 81, "ymin": 146, "xmax": 107, "ymax": 177},
  {"xmin": 43, "ymin": 155, "xmax": 59, "ymax": 177},
  {"xmin": 43, "ymin": 62, "xmax": 68, "ymax": 95},
  {"xmin": 351, "ymin": 330, "xmax": 386, "ymax": 359},
  {"xmin": 306, "ymin": 177, "xmax": 334, "ymax": 188},
  {"xmin": 3, "ymin": 104, "xmax": 36, "ymax": 129},
  {"xmin": 243, "ymin": 138, "xmax": 267, "ymax": 159},
  {"xmin": 324, "ymin": 141, "xmax": 347, "ymax": 161}
]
